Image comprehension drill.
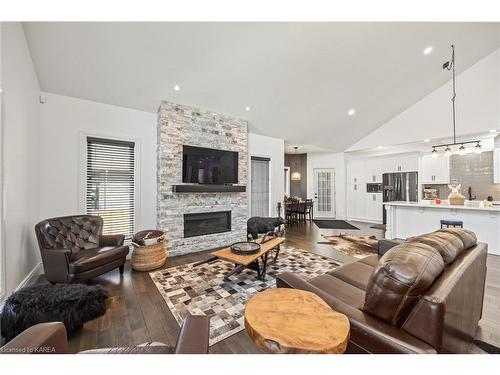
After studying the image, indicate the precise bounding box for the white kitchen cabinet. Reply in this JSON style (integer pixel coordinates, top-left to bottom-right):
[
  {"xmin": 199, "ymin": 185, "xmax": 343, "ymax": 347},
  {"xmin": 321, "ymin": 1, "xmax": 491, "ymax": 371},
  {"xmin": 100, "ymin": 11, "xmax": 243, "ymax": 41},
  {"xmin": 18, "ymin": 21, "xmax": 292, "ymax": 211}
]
[
  {"xmin": 347, "ymin": 160, "xmax": 368, "ymax": 220},
  {"xmin": 347, "ymin": 155, "xmax": 416, "ymax": 223},
  {"xmin": 494, "ymin": 148, "xmax": 500, "ymax": 184},
  {"xmin": 364, "ymin": 159, "xmax": 383, "ymax": 183},
  {"xmin": 382, "ymin": 158, "xmax": 398, "ymax": 173},
  {"xmin": 347, "ymin": 159, "xmax": 383, "ymax": 222},
  {"xmin": 383, "ymin": 155, "xmax": 418, "ymax": 173},
  {"xmin": 421, "ymin": 155, "xmax": 450, "ymax": 184},
  {"xmin": 365, "ymin": 193, "xmax": 383, "ymax": 222}
]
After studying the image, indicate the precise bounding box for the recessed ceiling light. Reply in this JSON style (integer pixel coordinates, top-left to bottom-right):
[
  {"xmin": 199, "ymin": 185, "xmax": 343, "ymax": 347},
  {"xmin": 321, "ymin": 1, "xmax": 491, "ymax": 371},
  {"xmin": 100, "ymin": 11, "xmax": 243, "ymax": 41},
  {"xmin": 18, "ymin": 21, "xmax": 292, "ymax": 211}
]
[
  {"xmin": 423, "ymin": 46, "xmax": 433, "ymax": 55},
  {"xmin": 173, "ymin": 84, "xmax": 180, "ymax": 91},
  {"xmin": 348, "ymin": 109, "xmax": 355, "ymax": 116},
  {"xmin": 377, "ymin": 145, "xmax": 383, "ymax": 149},
  {"xmin": 490, "ymin": 129, "xmax": 497, "ymax": 133},
  {"xmin": 245, "ymin": 106, "xmax": 251, "ymax": 112},
  {"xmin": 424, "ymin": 139, "xmax": 430, "ymax": 143}
]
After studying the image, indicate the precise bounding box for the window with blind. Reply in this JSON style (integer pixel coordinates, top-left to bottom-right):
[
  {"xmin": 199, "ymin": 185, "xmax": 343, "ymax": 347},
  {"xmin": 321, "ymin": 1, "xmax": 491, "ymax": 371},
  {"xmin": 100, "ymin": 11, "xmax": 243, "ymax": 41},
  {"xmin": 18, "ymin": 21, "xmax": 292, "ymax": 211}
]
[
  {"xmin": 251, "ymin": 157, "xmax": 270, "ymax": 217},
  {"xmin": 86, "ymin": 137, "xmax": 136, "ymax": 238}
]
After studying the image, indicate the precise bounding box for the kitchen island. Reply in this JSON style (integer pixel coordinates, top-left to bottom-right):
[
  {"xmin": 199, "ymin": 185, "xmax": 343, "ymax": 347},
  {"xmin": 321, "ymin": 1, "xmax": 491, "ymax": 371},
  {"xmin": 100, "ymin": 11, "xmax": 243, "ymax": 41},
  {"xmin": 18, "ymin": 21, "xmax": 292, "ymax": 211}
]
[{"xmin": 384, "ymin": 201, "xmax": 500, "ymax": 255}]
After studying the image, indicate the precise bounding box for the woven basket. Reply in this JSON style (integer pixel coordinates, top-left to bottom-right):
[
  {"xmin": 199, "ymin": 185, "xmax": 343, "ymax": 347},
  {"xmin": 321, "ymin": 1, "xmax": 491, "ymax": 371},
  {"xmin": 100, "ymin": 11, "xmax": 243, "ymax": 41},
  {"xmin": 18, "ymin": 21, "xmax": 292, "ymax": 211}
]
[
  {"xmin": 449, "ymin": 195, "xmax": 465, "ymax": 206},
  {"xmin": 131, "ymin": 241, "xmax": 167, "ymax": 271}
]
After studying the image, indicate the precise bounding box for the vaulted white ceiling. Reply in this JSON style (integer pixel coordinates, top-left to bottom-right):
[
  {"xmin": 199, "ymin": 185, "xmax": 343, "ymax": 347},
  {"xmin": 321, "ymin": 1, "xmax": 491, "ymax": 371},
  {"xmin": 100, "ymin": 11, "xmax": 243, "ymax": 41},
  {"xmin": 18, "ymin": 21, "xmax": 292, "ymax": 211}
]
[{"xmin": 23, "ymin": 22, "xmax": 499, "ymax": 152}]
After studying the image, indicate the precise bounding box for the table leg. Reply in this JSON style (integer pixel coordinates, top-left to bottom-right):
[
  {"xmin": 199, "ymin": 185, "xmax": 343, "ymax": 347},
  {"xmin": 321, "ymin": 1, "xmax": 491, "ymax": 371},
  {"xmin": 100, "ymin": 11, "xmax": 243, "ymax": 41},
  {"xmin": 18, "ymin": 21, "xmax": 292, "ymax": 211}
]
[
  {"xmin": 260, "ymin": 252, "xmax": 269, "ymax": 280},
  {"xmin": 271, "ymin": 245, "xmax": 281, "ymax": 264},
  {"xmin": 255, "ymin": 260, "xmax": 262, "ymax": 280},
  {"xmin": 223, "ymin": 264, "xmax": 245, "ymax": 281}
]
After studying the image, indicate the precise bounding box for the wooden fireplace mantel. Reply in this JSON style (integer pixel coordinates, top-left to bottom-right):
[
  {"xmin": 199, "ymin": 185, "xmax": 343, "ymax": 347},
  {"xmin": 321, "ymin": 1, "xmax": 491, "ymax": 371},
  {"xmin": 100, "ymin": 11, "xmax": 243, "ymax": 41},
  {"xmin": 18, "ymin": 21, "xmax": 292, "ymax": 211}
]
[{"xmin": 171, "ymin": 184, "xmax": 246, "ymax": 193}]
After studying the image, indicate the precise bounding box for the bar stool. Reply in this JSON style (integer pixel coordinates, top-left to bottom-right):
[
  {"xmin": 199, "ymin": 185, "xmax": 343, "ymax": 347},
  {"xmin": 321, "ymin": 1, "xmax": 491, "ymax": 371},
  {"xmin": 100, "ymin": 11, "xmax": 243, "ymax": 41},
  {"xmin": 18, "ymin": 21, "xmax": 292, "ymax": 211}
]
[{"xmin": 440, "ymin": 220, "xmax": 463, "ymax": 228}]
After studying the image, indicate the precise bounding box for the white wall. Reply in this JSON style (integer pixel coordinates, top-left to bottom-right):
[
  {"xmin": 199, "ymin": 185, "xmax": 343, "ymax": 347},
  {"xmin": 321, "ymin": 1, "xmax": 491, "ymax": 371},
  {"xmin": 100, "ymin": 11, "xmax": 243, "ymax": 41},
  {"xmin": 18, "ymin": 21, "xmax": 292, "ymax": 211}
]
[
  {"xmin": 0, "ymin": 22, "xmax": 4, "ymax": 299},
  {"xmin": 349, "ymin": 48, "xmax": 500, "ymax": 151},
  {"xmin": 0, "ymin": 23, "xmax": 41, "ymax": 298},
  {"xmin": 39, "ymin": 92, "xmax": 157, "ymax": 231},
  {"xmin": 307, "ymin": 152, "xmax": 346, "ymax": 219},
  {"xmin": 248, "ymin": 133, "xmax": 284, "ymax": 217}
]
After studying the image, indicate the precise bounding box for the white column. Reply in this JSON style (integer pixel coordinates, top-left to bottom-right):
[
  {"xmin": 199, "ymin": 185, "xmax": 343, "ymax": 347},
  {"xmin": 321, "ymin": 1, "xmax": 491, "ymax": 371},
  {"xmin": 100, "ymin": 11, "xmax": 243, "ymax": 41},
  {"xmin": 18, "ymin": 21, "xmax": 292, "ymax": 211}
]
[{"xmin": 384, "ymin": 204, "xmax": 394, "ymax": 239}]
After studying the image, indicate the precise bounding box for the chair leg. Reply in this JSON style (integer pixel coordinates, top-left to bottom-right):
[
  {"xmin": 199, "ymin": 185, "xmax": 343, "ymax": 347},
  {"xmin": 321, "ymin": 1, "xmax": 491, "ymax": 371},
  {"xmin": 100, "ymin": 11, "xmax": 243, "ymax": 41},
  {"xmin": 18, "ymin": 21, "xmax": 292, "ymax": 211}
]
[{"xmin": 119, "ymin": 264, "xmax": 125, "ymax": 275}]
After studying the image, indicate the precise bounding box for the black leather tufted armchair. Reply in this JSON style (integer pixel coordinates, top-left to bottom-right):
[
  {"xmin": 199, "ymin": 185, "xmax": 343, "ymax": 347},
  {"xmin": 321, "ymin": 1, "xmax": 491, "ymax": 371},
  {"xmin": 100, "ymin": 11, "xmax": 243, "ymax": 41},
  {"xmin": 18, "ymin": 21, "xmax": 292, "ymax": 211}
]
[{"xmin": 35, "ymin": 215, "xmax": 129, "ymax": 284}]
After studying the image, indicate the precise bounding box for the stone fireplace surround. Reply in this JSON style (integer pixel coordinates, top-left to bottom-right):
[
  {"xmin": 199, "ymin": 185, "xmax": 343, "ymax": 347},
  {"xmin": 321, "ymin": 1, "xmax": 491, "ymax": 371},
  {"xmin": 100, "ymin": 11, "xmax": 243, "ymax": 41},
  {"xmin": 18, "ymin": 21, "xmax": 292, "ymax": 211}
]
[{"xmin": 157, "ymin": 101, "xmax": 248, "ymax": 257}]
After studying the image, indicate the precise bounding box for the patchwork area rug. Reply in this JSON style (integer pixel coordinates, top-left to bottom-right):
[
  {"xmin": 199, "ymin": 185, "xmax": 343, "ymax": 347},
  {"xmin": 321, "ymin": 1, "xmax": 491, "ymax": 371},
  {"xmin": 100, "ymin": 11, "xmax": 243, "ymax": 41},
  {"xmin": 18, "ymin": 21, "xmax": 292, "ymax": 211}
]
[
  {"xmin": 149, "ymin": 246, "xmax": 340, "ymax": 346},
  {"xmin": 319, "ymin": 234, "xmax": 379, "ymax": 259}
]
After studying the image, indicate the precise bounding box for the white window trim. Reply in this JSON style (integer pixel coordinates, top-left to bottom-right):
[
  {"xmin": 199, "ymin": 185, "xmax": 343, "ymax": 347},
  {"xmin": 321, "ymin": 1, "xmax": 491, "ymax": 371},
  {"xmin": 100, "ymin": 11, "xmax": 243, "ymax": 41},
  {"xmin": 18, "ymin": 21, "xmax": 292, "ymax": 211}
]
[
  {"xmin": 284, "ymin": 166, "xmax": 291, "ymax": 197},
  {"xmin": 78, "ymin": 131, "xmax": 142, "ymax": 235},
  {"xmin": 249, "ymin": 154, "xmax": 272, "ymax": 217}
]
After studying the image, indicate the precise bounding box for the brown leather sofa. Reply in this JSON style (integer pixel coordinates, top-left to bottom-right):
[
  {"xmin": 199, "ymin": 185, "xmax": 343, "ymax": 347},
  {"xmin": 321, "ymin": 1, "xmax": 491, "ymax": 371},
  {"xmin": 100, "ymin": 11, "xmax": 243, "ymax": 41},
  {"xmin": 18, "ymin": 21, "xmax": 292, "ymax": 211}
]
[
  {"xmin": 35, "ymin": 215, "xmax": 129, "ymax": 284},
  {"xmin": 0, "ymin": 316, "xmax": 210, "ymax": 354},
  {"xmin": 277, "ymin": 228, "xmax": 488, "ymax": 354}
]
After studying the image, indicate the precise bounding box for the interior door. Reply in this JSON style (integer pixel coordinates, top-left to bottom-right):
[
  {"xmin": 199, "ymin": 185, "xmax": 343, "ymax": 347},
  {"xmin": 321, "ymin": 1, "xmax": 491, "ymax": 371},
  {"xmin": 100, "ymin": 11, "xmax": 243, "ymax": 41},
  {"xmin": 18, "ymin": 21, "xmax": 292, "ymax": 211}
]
[{"xmin": 313, "ymin": 168, "xmax": 335, "ymax": 218}]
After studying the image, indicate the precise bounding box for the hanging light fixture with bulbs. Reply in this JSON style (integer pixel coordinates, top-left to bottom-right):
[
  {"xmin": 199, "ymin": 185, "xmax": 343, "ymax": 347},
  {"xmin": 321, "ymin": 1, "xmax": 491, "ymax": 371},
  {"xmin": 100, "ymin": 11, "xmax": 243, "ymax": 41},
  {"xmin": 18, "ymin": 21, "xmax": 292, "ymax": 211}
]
[
  {"xmin": 290, "ymin": 146, "xmax": 302, "ymax": 181},
  {"xmin": 431, "ymin": 45, "xmax": 481, "ymax": 158}
]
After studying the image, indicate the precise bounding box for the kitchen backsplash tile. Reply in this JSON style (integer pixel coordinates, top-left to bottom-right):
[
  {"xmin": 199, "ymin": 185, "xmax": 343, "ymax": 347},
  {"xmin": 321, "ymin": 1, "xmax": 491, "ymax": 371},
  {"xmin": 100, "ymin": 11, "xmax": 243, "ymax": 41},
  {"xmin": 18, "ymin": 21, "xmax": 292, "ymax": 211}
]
[{"xmin": 422, "ymin": 151, "xmax": 500, "ymax": 201}]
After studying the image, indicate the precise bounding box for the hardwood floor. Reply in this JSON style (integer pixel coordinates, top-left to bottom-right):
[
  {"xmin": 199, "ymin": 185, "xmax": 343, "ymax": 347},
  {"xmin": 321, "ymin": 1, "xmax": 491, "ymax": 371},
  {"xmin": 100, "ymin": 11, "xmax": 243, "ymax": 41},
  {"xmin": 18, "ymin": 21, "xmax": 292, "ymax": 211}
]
[{"xmin": 38, "ymin": 220, "xmax": 499, "ymax": 353}]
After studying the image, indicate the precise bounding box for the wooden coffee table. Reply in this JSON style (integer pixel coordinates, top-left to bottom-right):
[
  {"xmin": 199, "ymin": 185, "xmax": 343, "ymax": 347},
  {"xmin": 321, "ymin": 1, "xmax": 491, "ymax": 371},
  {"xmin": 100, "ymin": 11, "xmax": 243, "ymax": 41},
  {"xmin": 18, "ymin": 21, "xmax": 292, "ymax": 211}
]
[
  {"xmin": 245, "ymin": 288, "xmax": 350, "ymax": 354},
  {"xmin": 193, "ymin": 237, "xmax": 285, "ymax": 281}
]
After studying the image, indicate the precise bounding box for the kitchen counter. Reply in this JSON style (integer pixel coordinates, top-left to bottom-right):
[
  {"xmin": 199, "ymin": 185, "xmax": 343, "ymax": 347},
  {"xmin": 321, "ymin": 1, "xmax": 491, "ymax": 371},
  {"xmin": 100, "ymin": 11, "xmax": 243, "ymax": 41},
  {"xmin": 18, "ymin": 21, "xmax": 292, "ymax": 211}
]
[
  {"xmin": 384, "ymin": 201, "xmax": 500, "ymax": 212},
  {"xmin": 384, "ymin": 201, "xmax": 500, "ymax": 255}
]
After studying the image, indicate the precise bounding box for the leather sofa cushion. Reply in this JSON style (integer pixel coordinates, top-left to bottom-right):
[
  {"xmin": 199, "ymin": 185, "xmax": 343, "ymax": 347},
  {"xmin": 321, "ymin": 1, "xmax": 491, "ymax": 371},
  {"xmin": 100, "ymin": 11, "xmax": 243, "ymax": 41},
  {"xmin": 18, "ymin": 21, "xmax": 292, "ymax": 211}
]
[
  {"xmin": 362, "ymin": 242, "xmax": 445, "ymax": 326},
  {"xmin": 438, "ymin": 228, "xmax": 477, "ymax": 250},
  {"xmin": 329, "ymin": 260, "xmax": 375, "ymax": 291},
  {"xmin": 358, "ymin": 255, "xmax": 379, "ymax": 267},
  {"xmin": 69, "ymin": 246, "xmax": 129, "ymax": 273},
  {"xmin": 310, "ymin": 274, "xmax": 366, "ymax": 308},
  {"xmin": 407, "ymin": 231, "xmax": 464, "ymax": 264}
]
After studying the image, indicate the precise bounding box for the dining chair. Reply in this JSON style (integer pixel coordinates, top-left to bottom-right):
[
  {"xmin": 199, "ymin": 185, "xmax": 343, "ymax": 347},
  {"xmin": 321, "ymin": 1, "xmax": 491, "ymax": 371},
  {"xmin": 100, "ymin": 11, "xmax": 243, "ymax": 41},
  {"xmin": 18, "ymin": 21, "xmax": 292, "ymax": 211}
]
[{"xmin": 305, "ymin": 199, "xmax": 314, "ymax": 222}]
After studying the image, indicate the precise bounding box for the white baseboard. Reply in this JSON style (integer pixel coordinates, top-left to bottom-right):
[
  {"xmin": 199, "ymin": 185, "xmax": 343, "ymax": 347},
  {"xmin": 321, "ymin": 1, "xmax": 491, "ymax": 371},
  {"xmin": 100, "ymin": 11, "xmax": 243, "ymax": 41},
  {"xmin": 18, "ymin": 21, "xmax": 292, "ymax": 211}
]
[
  {"xmin": 15, "ymin": 262, "xmax": 44, "ymax": 291},
  {"xmin": 0, "ymin": 262, "xmax": 43, "ymax": 309},
  {"xmin": 346, "ymin": 217, "xmax": 383, "ymax": 224}
]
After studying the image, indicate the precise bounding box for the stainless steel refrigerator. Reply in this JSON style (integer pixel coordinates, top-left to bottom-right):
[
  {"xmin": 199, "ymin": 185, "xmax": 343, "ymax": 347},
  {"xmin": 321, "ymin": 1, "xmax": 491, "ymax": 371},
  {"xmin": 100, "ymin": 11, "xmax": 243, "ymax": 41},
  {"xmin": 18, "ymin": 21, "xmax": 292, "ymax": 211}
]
[{"xmin": 382, "ymin": 171, "xmax": 418, "ymax": 224}]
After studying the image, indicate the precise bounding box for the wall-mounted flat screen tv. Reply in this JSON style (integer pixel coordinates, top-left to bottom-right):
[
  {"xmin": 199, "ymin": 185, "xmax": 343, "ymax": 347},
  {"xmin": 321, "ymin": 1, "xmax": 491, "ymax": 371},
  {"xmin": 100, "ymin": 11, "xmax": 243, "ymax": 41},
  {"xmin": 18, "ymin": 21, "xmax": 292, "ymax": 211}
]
[{"xmin": 182, "ymin": 145, "xmax": 239, "ymax": 184}]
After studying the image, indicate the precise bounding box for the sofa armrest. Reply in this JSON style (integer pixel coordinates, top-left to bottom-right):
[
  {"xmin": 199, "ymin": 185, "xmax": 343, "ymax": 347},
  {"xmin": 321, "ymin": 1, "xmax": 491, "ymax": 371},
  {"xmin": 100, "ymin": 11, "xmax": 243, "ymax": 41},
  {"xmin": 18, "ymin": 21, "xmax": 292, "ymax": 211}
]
[
  {"xmin": 99, "ymin": 234, "xmax": 125, "ymax": 247},
  {"xmin": 174, "ymin": 315, "xmax": 210, "ymax": 354},
  {"xmin": 276, "ymin": 272, "xmax": 436, "ymax": 354},
  {"xmin": 377, "ymin": 239, "xmax": 402, "ymax": 256},
  {"xmin": 42, "ymin": 248, "xmax": 71, "ymax": 283},
  {"xmin": 277, "ymin": 271, "xmax": 330, "ymax": 293},
  {"xmin": 0, "ymin": 322, "xmax": 68, "ymax": 354}
]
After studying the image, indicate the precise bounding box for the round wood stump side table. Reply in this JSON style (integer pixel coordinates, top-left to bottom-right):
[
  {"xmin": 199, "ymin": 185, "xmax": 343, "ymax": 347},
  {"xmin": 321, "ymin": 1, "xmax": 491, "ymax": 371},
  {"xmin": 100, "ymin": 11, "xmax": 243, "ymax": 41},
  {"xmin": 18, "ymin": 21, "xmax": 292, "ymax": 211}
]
[{"xmin": 244, "ymin": 288, "xmax": 350, "ymax": 354}]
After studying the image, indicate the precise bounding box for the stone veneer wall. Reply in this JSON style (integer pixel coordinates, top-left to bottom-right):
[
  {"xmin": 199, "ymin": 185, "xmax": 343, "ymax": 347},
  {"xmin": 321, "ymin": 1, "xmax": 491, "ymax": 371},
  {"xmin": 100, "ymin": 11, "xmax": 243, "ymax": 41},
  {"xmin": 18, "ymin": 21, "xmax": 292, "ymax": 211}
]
[{"xmin": 157, "ymin": 101, "xmax": 248, "ymax": 257}]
